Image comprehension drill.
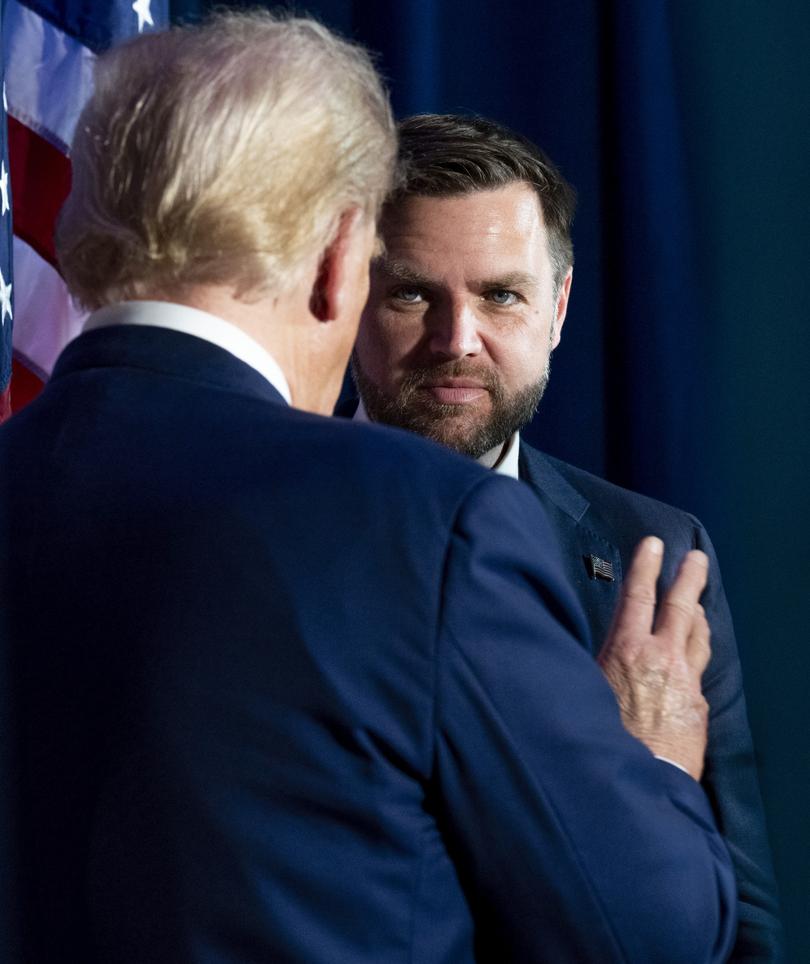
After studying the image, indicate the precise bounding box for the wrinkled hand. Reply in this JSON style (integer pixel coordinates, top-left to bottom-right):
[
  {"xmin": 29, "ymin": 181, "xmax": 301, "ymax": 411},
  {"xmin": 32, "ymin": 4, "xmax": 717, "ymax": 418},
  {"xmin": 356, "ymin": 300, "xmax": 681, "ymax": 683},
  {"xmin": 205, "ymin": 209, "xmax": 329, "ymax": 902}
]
[{"xmin": 598, "ymin": 537, "xmax": 711, "ymax": 781}]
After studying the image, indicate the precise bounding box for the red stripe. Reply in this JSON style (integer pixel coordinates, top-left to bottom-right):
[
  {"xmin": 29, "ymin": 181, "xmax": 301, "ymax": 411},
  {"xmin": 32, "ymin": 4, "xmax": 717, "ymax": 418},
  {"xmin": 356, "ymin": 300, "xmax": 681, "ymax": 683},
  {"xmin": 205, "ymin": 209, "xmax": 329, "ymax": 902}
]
[
  {"xmin": 10, "ymin": 357, "xmax": 45, "ymax": 414},
  {"xmin": 0, "ymin": 384, "xmax": 10, "ymax": 422},
  {"xmin": 8, "ymin": 116, "xmax": 72, "ymax": 269}
]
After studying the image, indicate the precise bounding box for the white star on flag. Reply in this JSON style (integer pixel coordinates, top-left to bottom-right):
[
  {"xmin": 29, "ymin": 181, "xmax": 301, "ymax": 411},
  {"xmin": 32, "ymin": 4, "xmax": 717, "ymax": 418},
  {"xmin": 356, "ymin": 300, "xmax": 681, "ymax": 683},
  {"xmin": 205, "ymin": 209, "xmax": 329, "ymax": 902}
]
[
  {"xmin": 0, "ymin": 269, "xmax": 12, "ymax": 326},
  {"xmin": 0, "ymin": 163, "xmax": 9, "ymax": 216},
  {"xmin": 2, "ymin": 82, "xmax": 6, "ymax": 113},
  {"xmin": 132, "ymin": 0, "xmax": 153, "ymax": 33}
]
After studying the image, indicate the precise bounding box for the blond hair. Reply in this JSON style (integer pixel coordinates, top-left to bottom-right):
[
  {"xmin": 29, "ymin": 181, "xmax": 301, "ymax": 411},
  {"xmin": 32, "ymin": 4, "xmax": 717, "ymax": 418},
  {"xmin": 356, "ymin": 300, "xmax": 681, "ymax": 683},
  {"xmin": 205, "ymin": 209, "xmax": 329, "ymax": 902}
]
[{"xmin": 56, "ymin": 11, "xmax": 396, "ymax": 309}]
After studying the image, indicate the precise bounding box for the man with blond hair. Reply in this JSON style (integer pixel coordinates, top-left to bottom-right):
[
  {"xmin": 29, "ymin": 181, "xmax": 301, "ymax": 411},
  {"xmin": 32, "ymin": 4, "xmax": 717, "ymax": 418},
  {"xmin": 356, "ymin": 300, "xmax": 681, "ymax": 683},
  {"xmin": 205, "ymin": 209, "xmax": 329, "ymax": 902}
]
[{"xmin": 0, "ymin": 13, "xmax": 735, "ymax": 963}]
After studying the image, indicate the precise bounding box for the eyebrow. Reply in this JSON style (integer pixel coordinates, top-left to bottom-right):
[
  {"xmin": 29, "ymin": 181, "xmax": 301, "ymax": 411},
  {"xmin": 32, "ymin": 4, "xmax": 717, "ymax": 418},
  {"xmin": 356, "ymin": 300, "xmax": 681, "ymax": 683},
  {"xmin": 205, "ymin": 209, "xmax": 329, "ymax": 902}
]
[
  {"xmin": 478, "ymin": 271, "xmax": 540, "ymax": 290},
  {"xmin": 373, "ymin": 259, "xmax": 436, "ymax": 287},
  {"xmin": 374, "ymin": 259, "xmax": 540, "ymax": 291}
]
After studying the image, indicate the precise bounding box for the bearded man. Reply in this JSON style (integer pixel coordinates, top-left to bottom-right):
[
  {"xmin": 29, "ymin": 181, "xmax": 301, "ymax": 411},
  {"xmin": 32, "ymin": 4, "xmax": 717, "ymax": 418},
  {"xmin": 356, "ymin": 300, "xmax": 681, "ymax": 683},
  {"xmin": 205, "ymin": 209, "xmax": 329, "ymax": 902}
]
[{"xmin": 350, "ymin": 113, "xmax": 782, "ymax": 963}]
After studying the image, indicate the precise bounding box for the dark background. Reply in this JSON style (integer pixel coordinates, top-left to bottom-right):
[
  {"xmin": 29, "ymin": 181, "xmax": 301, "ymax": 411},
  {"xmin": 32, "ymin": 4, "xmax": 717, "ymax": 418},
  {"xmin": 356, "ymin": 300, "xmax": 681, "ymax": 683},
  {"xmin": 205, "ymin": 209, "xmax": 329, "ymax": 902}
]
[{"xmin": 173, "ymin": 1, "xmax": 810, "ymax": 957}]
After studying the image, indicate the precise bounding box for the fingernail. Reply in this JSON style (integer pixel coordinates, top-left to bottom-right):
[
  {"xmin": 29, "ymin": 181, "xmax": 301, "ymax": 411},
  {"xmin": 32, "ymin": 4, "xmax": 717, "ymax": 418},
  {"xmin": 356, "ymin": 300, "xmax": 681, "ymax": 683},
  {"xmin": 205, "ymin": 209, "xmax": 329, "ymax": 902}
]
[{"xmin": 647, "ymin": 536, "xmax": 664, "ymax": 556}]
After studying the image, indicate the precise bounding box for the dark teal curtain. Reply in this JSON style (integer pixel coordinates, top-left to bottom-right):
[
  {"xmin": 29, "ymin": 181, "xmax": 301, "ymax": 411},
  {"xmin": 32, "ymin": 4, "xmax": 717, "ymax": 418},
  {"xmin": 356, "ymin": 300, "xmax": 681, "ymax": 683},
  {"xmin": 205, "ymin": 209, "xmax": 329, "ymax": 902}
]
[{"xmin": 173, "ymin": 2, "xmax": 810, "ymax": 957}]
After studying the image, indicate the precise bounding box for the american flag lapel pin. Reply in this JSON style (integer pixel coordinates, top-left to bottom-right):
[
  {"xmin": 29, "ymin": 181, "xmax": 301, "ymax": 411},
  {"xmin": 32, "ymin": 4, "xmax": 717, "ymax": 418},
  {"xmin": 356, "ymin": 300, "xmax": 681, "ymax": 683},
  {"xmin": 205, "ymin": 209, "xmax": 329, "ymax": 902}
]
[{"xmin": 585, "ymin": 554, "xmax": 615, "ymax": 582}]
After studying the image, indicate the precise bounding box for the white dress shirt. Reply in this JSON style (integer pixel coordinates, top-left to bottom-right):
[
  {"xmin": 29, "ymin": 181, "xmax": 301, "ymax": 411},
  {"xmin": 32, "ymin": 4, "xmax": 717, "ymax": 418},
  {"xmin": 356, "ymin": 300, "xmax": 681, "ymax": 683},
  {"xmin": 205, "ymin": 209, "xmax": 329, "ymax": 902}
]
[{"xmin": 83, "ymin": 300, "xmax": 292, "ymax": 404}]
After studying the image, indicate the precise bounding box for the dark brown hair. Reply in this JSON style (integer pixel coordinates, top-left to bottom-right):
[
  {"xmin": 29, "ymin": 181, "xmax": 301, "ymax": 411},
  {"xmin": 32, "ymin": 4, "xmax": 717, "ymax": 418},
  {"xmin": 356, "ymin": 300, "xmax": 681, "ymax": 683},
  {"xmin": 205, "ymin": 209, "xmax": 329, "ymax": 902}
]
[{"xmin": 392, "ymin": 114, "xmax": 576, "ymax": 289}]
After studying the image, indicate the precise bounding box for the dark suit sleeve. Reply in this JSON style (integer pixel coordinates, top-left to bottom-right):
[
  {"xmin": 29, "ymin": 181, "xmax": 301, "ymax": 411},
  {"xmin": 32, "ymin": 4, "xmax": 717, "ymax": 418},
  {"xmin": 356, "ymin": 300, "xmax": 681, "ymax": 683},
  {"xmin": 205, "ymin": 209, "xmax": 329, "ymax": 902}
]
[
  {"xmin": 692, "ymin": 519, "xmax": 785, "ymax": 962},
  {"xmin": 433, "ymin": 476, "xmax": 737, "ymax": 964}
]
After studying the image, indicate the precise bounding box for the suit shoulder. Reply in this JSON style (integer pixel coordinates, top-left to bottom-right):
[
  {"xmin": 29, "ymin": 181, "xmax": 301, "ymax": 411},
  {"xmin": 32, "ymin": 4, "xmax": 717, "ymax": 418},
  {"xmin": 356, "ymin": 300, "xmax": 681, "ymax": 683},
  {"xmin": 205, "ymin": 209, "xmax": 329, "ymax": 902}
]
[
  {"xmin": 312, "ymin": 413, "xmax": 487, "ymax": 490},
  {"xmin": 520, "ymin": 443, "xmax": 705, "ymax": 542},
  {"xmin": 329, "ymin": 398, "xmax": 522, "ymax": 508},
  {"xmin": 259, "ymin": 407, "xmax": 530, "ymax": 535}
]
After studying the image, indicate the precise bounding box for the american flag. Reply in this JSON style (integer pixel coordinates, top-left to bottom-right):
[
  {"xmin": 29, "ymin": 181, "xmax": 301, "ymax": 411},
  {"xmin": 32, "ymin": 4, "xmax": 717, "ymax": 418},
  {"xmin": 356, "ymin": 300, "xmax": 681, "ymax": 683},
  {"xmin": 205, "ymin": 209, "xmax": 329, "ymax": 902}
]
[{"xmin": 2, "ymin": 0, "xmax": 169, "ymax": 420}]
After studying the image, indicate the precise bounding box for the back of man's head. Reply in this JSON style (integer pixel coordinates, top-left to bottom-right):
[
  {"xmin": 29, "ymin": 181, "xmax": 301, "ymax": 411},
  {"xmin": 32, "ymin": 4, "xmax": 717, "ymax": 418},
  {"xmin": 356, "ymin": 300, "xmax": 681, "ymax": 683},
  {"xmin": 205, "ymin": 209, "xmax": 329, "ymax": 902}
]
[
  {"xmin": 57, "ymin": 11, "xmax": 396, "ymax": 310},
  {"xmin": 392, "ymin": 114, "xmax": 576, "ymax": 291}
]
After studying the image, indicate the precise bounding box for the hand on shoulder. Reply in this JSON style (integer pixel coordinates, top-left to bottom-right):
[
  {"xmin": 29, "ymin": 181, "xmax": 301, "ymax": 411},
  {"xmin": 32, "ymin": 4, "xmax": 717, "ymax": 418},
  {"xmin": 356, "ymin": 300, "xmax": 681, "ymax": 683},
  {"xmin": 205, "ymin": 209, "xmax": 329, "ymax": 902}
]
[{"xmin": 598, "ymin": 537, "xmax": 711, "ymax": 780}]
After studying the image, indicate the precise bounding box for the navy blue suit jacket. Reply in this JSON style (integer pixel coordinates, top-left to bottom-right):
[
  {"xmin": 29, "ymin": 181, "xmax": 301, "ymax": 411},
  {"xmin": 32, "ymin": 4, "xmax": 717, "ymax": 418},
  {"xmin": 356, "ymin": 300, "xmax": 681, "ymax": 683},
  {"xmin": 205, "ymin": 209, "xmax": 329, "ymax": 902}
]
[
  {"xmin": 517, "ymin": 444, "xmax": 783, "ymax": 963},
  {"xmin": 0, "ymin": 326, "xmax": 737, "ymax": 962}
]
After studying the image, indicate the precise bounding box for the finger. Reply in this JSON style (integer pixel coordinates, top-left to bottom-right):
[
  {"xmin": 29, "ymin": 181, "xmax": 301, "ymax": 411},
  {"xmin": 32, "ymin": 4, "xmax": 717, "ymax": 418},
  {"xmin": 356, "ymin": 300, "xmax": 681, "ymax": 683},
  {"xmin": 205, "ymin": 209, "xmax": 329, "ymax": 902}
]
[
  {"xmin": 685, "ymin": 603, "xmax": 711, "ymax": 675},
  {"xmin": 653, "ymin": 549, "xmax": 709, "ymax": 644},
  {"xmin": 609, "ymin": 536, "xmax": 664, "ymax": 642}
]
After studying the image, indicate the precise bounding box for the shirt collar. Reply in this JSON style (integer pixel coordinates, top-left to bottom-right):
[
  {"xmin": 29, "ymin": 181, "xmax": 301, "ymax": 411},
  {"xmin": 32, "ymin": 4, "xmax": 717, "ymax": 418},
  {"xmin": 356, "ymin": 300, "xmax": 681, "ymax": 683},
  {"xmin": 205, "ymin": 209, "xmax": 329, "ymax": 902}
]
[
  {"xmin": 84, "ymin": 300, "xmax": 292, "ymax": 404},
  {"xmin": 353, "ymin": 397, "xmax": 520, "ymax": 479},
  {"xmin": 490, "ymin": 431, "xmax": 520, "ymax": 479}
]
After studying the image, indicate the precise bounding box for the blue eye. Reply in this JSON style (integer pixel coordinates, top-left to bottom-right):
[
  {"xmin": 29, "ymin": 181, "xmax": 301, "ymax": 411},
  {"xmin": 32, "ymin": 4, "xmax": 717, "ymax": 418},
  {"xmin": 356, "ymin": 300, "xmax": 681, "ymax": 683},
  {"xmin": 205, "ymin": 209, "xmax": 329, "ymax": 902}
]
[
  {"xmin": 486, "ymin": 289, "xmax": 518, "ymax": 306},
  {"xmin": 391, "ymin": 287, "xmax": 423, "ymax": 303}
]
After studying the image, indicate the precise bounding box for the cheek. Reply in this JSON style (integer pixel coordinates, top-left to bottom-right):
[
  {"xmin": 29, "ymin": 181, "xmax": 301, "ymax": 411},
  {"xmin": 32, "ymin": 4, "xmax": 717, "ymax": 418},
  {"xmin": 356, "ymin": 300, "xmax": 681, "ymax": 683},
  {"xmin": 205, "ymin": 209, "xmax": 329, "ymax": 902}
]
[
  {"xmin": 490, "ymin": 333, "xmax": 550, "ymax": 388},
  {"xmin": 357, "ymin": 311, "xmax": 423, "ymax": 379}
]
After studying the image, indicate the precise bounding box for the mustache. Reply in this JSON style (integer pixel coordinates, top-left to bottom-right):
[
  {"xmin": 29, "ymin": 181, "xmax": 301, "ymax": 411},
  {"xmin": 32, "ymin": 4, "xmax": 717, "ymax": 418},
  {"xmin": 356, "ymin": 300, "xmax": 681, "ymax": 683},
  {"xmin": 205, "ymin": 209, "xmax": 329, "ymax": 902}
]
[{"xmin": 399, "ymin": 361, "xmax": 502, "ymax": 393}]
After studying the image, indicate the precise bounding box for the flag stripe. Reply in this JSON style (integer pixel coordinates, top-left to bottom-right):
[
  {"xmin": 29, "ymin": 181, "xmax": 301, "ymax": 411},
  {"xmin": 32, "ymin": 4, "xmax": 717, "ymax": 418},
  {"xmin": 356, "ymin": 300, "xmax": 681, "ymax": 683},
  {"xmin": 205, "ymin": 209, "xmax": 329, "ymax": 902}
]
[
  {"xmin": 4, "ymin": 0, "xmax": 96, "ymax": 154},
  {"xmin": 10, "ymin": 355, "xmax": 44, "ymax": 410},
  {"xmin": 4, "ymin": 0, "xmax": 168, "ymax": 407},
  {"xmin": 19, "ymin": 0, "xmax": 158, "ymax": 56},
  {"xmin": 8, "ymin": 116, "xmax": 71, "ymax": 268},
  {"xmin": 4, "ymin": 0, "xmax": 93, "ymax": 391},
  {"xmin": 11, "ymin": 237, "xmax": 84, "ymax": 376}
]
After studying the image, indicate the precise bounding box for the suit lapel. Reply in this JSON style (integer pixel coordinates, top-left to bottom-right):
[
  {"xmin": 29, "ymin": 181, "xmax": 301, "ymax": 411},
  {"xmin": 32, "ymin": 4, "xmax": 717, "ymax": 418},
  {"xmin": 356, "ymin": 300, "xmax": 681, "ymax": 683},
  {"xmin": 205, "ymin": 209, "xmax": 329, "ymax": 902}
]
[{"xmin": 518, "ymin": 444, "xmax": 621, "ymax": 656}]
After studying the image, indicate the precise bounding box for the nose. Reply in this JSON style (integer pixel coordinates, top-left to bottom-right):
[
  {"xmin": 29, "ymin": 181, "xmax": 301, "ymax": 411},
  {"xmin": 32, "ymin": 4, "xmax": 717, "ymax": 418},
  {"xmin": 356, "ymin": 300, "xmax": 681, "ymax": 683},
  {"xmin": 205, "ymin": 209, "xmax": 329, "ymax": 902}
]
[{"xmin": 427, "ymin": 300, "xmax": 483, "ymax": 359}]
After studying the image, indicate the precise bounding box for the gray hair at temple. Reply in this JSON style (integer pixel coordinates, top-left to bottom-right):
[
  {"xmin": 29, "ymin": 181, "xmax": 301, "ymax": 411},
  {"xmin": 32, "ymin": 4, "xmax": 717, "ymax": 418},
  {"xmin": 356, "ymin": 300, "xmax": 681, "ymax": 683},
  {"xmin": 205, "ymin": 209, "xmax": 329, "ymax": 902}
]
[
  {"xmin": 391, "ymin": 114, "xmax": 576, "ymax": 291},
  {"xmin": 57, "ymin": 11, "xmax": 396, "ymax": 310}
]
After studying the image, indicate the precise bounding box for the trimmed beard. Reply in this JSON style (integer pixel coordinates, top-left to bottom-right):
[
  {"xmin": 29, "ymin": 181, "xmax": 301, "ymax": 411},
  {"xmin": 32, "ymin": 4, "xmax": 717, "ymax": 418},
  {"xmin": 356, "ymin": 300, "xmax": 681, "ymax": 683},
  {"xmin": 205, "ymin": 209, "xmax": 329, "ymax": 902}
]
[{"xmin": 351, "ymin": 355, "xmax": 551, "ymax": 460}]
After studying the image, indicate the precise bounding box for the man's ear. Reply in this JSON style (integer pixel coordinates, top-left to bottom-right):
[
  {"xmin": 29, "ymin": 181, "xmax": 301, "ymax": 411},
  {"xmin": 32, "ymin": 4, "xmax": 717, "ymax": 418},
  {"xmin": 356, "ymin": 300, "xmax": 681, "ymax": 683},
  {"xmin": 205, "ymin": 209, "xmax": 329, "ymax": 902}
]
[
  {"xmin": 309, "ymin": 207, "xmax": 365, "ymax": 323},
  {"xmin": 551, "ymin": 267, "xmax": 573, "ymax": 349}
]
